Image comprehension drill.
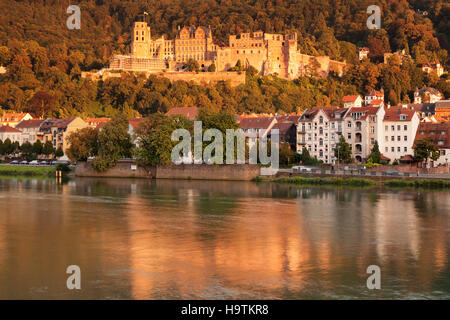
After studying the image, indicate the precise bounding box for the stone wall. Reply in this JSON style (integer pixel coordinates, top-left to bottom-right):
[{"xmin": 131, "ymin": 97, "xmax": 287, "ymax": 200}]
[
  {"xmin": 75, "ymin": 161, "xmax": 260, "ymax": 181},
  {"xmin": 75, "ymin": 160, "xmax": 155, "ymax": 178},
  {"xmin": 156, "ymin": 164, "xmax": 260, "ymax": 181},
  {"xmin": 158, "ymin": 71, "xmax": 245, "ymax": 87}
]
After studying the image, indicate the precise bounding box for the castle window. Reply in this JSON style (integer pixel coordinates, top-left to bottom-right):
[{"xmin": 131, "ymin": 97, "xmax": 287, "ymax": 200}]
[
  {"xmin": 136, "ymin": 37, "xmax": 138, "ymax": 41},
  {"xmin": 142, "ymin": 37, "xmax": 144, "ymax": 41}
]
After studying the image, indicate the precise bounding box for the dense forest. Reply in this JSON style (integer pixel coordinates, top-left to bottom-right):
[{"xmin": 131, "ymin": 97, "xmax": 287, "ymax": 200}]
[{"xmin": 0, "ymin": 0, "xmax": 448, "ymax": 118}]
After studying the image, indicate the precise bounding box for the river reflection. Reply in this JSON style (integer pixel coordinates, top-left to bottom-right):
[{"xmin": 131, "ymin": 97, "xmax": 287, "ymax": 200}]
[{"xmin": 0, "ymin": 178, "xmax": 449, "ymax": 299}]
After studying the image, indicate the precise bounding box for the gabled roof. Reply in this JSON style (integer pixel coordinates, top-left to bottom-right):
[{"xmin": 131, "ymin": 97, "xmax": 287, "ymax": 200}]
[
  {"xmin": 15, "ymin": 119, "xmax": 45, "ymax": 129},
  {"xmin": 384, "ymin": 107, "xmax": 416, "ymax": 121},
  {"xmin": 40, "ymin": 118, "xmax": 75, "ymax": 130},
  {"xmin": 415, "ymin": 122, "xmax": 450, "ymax": 149},
  {"xmin": 342, "ymin": 95, "xmax": 360, "ymax": 103},
  {"xmin": 129, "ymin": 118, "xmax": 145, "ymax": 129},
  {"xmin": 166, "ymin": 107, "xmax": 198, "ymax": 120},
  {"xmin": 369, "ymin": 99, "xmax": 384, "ymax": 107},
  {"xmin": 0, "ymin": 125, "xmax": 22, "ymax": 133},
  {"xmin": 270, "ymin": 122, "xmax": 295, "ymax": 135},
  {"xmin": 0, "ymin": 112, "xmax": 31, "ymax": 122},
  {"xmin": 345, "ymin": 106, "xmax": 381, "ymax": 120},
  {"xmin": 239, "ymin": 117, "xmax": 276, "ymax": 130}
]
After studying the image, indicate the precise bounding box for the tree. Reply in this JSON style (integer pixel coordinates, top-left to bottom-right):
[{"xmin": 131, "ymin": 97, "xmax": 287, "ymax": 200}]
[
  {"xmin": 1, "ymin": 138, "xmax": 12, "ymax": 155},
  {"xmin": 334, "ymin": 136, "xmax": 352, "ymax": 163},
  {"xmin": 66, "ymin": 127, "xmax": 99, "ymax": 162},
  {"xmin": 413, "ymin": 138, "xmax": 440, "ymax": 165},
  {"xmin": 186, "ymin": 58, "xmax": 200, "ymax": 72},
  {"xmin": 54, "ymin": 147, "xmax": 64, "ymax": 158},
  {"xmin": 207, "ymin": 63, "xmax": 216, "ymax": 72},
  {"xmin": 279, "ymin": 142, "xmax": 294, "ymax": 165},
  {"xmin": 135, "ymin": 113, "xmax": 193, "ymax": 166},
  {"xmin": 43, "ymin": 141, "xmax": 55, "ymax": 156},
  {"xmin": 32, "ymin": 140, "xmax": 43, "ymax": 155},
  {"xmin": 367, "ymin": 141, "xmax": 381, "ymax": 163},
  {"xmin": 93, "ymin": 115, "xmax": 133, "ymax": 171},
  {"xmin": 28, "ymin": 91, "xmax": 56, "ymax": 118}
]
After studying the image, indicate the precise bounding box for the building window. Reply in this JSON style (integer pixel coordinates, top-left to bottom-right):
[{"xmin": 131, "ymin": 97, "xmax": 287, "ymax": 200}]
[
  {"xmin": 404, "ymin": 147, "xmax": 407, "ymax": 152},
  {"xmin": 397, "ymin": 136, "xmax": 401, "ymax": 141},
  {"xmin": 404, "ymin": 136, "xmax": 407, "ymax": 141},
  {"xmin": 391, "ymin": 136, "xmax": 394, "ymax": 141},
  {"xmin": 391, "ymin": 125, "xmax": 395, "ymax": 131},
  {"xmin": 404, "ymin": 125, "xmax": 408, "ymax": 131},
  {"xmin": 347, "ymin": 133, "xmax": 351, "ymax": 140}
]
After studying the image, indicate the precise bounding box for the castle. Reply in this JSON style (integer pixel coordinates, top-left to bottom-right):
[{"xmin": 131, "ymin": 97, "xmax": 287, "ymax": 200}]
[{"xmin": 109, "ymin": 18, "xmax": 346, "ymax": 80}]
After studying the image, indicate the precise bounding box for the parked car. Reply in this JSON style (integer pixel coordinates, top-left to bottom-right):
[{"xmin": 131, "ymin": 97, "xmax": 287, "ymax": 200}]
[
  {"xmin": 29, "ymin": 160, "xmax": 39, "ymax": 165},
  {"xmin": 10, "ymin": 160, "xmax": 19, "ymax": 165},
  {"xmin": 386, "ymin": 170, "xmax": 400, "ymax": 176},
  {"xmin": 20, "ymin": 160, "xmax": 28, "ymax": 165},
  {"xmin": 39, "ymin": 161, "xmax": 48, "ymax": 165}
]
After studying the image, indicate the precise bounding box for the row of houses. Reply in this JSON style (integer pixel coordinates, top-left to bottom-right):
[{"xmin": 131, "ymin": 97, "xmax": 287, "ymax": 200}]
[
  {"xmin": 1, "ymin": 96, "xmax": 449, "ymax": 165},
  {"xmin": 0, "ymin": 113, "xmax": 145, "ymax": 156}
]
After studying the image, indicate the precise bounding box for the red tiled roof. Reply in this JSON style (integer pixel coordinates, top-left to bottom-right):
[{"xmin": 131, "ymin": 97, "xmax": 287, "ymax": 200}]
[
  {"xmin": 342, "ymin": 95, "xmax": 360, "ymax": 103},
  {"xmin": 384, "ymin": 107, "xmax": 416, "ymax": 121},
  {"xmin": 129, "ymin": 118, "xmax": 145, "ymax": 129},
  {"xmin": 369, "ymin": 99, "xmax": 384, "ymax": 106},
  {"xmin": 0, "ymin": 125, "xmax": 22, "ymax": 133},
  {"xmin": 40, "ymin": 118, "xmax": 74, "ymax": 130},
  {"xmin": 166, "ymin": 107, "xmax": 198, "ymax": 120},
  {"xmin": 367, "ymin": 90, "xmax": 384, "ymax": 97},
  {"xmin": 0, "ymin": 112, "xmax": 31, "ymax": 122},
  {"xmin": 239, "ymin": 117, "xmax": 276, "ymax": 130},
  {"xmin": 345, "ymin": 106, "xmax": 381, "ymax": 120},
  {"xmin": 15, "ymin": 119, "xmax": 44, "ymax": 129},
  {"xmin": 415, "ymin": 122, "xmax": 450, "ymax": 149}
]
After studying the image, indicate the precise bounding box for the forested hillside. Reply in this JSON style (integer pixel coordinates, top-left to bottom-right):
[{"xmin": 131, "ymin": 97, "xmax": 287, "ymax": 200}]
[{"xmin": 0, "ymin": 0, "xmax": 448, "ymax": 118}]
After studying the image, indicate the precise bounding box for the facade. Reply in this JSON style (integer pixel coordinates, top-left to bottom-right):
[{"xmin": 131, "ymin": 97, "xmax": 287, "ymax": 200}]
[
  {"xmin": 342, "ymin": 106, "xmax": 385, "ymax": 163},
  {"xmin": 0, "ymin": 112, "xmax": 33, "ymax": 127},
  {"xmin": 413, "ymin": 87, "xmax": 443, "ymax": 104},
  {"xmin": 422, "ymin": 62, "xmax": 444, "ymax": 77},
  {"xmin": 0, "ymin": 125, "xmax": 22, "ymax": 144},
  {"xmin": 342, "ymin": 95, "xmax": 363, "ymax": 108},
  {"xmin": 297, "ymin": 107, "xmax": 348, "ymax": 164},
  {"xmin": 382, "ymin": 107, "xmax": 419, "ymax": 162},
  {"xmin": 239, "ymin": 117, "xmax": 278, "ymax": 148},
  {"xmin": 415, "ymin": 122, "xmax": 450, "ymax": 166},
  {"xmin": 109, "ymin": 19, "xmax": 346, "ymax": 80},
  {"xmin": 364, "ymin": 90, "xmax": 384, "ymax": 106},
  {"xmin": 38, "ymin": 118, "xmax": 88, "ymax": 153},
  {"xmin": 359, "ymin": 47, "xmax": 369, "ymax": 60},
  {"xmin": 15, "ymin": 119, "xmax": 45, "ymax": 144}
]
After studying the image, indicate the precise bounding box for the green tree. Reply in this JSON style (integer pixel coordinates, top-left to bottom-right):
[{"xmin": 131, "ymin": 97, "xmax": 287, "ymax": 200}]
[
  {"xmin": 334, "ymin": 136, "xmax": 352, "ymax": 164},
  {"xmin": 93, "ymin": 115, "xmax": 133, "ymax": 171},
  {"xmin": 54, "ymin": 146, "xmax": 64, "ymax": 158},
  {"xmin": 43, "ymin": 141, "xmax": 55, "ymax": 156},
  {"xmin": 413, "ymin": 138, "xmax": 440, "ymax": 164},
  {"xmin": 186, "ymin": 58, "xmax": 200, "ymax": 72},
  {"xmin": 367, "ymin": 140, "xmax": 381, "ymax": 164},
  {"xmin": 135, "ymin": 113, "xmax": 193, "ymax": 166},
  {"xmin": 32, "ymin": 140, "xmax": 43, "ymax": 155},
  {"xmin": 66, "ymin": 127, "xmax": 99, "ymax": 162}
]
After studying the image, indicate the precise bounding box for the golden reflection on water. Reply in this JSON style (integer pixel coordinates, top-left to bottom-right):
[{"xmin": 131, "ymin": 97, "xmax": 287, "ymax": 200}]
[{"xmin": 0, "ymin": 178, "xmax": 449, "ymax": 299}]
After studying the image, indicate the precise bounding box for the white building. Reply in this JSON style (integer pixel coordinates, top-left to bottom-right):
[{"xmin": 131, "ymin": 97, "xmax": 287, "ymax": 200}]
[
  {"xmin": 297, "ymin": 107, "xmax": 348, "ymax": 164},
  {"xmin": 0, "ymin": 125, "xmax": 22, "ymax": 144},
  {"xmin": 342, "ymin": 106, "xmax": 385, "ymax": 163},
  {"xmin": 364, "ymin": 89, "xmax": 384, "ymax": 106},
  {"xmin": 342, "ymin": 95, "xmax": 363, "ymax": 108},
  {"xmin": 15, "ymin": 119, "xmax": 45, "ymax": 144},
  {"xmin": 382, "ymin": 106, "xmax": 420, "ymax": 162}
]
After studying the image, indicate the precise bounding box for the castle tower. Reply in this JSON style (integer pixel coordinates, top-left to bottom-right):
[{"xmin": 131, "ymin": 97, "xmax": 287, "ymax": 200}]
[{"xmin": 131, "ymin": 20, "xmax": 151, "ymax": 57}]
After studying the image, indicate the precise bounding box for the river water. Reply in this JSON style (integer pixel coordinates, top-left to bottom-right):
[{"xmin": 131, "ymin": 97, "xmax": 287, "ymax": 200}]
[{"xmin": 0, "ymin": 177, "xmax": 449, "ymax": 299}]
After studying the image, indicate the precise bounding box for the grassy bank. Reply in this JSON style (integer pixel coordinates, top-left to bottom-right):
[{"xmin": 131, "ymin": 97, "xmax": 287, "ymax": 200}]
[
  {"xmin": 256, "ymin": 176, "xmax": 375, "ymax": 187},
  {"xmin": 0, "ymin": 165, "xmax": 56, "ymax": 177},
  {"xmin": 256, "ymin": 176, "xmax": 450, "ymax": 189}
]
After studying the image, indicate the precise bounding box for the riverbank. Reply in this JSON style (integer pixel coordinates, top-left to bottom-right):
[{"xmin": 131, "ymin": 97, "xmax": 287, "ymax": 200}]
[
  {"xmin": 0, "ymin": 165, "xmax": 56, "ymax": 177},
  {"xmin": 256, "ymin": 176, "xmax": 450, "ymax": 189}
]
